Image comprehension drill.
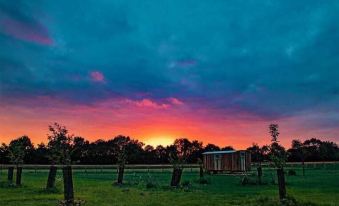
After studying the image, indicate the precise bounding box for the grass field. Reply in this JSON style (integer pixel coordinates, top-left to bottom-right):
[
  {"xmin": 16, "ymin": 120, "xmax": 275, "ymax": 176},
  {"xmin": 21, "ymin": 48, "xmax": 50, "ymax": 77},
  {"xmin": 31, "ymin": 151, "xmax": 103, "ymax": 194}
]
[{"xmin": 0, "ymin": 165, "xmax": 338, "ymax": 206}]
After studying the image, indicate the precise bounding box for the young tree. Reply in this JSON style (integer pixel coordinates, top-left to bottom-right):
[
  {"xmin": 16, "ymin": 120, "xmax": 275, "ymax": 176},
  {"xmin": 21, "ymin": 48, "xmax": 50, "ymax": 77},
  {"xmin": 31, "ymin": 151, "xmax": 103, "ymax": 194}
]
[
  {"xmin": 268, "ymin": 124, "xmax": 287, "ymax": 201},
  {"xmin": 247, "ymin": 143, "xmax": 268, "ymax": 184},
  {"xmin": 197, "ymin": 158, "xmax": 204, "ymax": 180},
  {"xmin": 111, "ymin": 136, "xmax": 131, "ymax": 185},
  {"xmin": 289, "ymin": 139, "xmax": 306, "ymax": 176},
  {"xmin": 169, "ymin": 138, "xmax": 194, "ymax": 187},
  {"xmin": 7, "ymin": 136, "xmax": 33, "ymax": 186},
  {"xmin": 0, "ymin": 144, "xmax": 9, "ymax": 183},
  {"xmin": 1, "ymin": 144, "xmax": 13, "ymax": 183},
  {"xmin": 47, "ymin": 123, "xmax": 74, "ymax": 205}
]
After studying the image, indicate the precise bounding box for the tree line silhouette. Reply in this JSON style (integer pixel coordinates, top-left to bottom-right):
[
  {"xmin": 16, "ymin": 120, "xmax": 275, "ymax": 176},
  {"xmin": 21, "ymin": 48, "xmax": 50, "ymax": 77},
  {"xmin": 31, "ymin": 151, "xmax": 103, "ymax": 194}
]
[
  {"xmin": 0, "ymin": 124, "xmax": 338, "ymax": 165},
  {"xmin": 0, "ymin": 123, "xmax": 338, "ymax": 205}
]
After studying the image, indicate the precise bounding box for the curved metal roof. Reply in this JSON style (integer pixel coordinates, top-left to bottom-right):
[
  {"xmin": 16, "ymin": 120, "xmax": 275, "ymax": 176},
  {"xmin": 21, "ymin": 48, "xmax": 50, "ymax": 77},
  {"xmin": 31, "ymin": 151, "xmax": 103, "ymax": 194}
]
[{"xmin": 202, "ymin": 150, "xmax": 236, "ymax": 155}]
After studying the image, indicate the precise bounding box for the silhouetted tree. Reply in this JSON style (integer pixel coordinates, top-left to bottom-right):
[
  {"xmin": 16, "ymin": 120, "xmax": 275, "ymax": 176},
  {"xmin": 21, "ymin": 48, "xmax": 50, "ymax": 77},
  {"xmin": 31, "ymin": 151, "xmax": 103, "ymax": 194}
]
[
  {"xmin": 186, "ymin": 140, "xmax": 204, "ymax": 163},
  {"xmin": 221, "ymin": 146, "xmax": 234, "ymax": 151},
  {"xmin": 169, "ymin": 138, "xmax": 197, "ymax": 187},
  {"xmin": 247, "ymin": 143, "xmax": 269, "ymax": 184},
  {"xmin": 1, "ymin": 132, "xmax": 338, "ymax": 167},
  {"xmin": 143, "ymin": 145, "xmax": 158, "ymax": 164},
  {"xmin": 204, "ymin": 143, "xmax": 220, "ymax": 152},
  {"xmin": 0, "ymin": 144, "xmax": 9, "ymax": 164},
  {"xmin": 71, "ymin": 137, "xmax": 90, "ymax": 164},
  {"xmin": 154, "ymin": 145, "xmax": 169, "ymax": 163},
  {"xmin": 288, "ymin": 139, "xmax": 306, "ymax": 176},
  {"xmin": 47, "ymin": 123, "xmax": 74, "ymax": 205},
  {"xmin": 31, "ymin": 143, "xmax": 49, "ymax": 164},
  {"xmin": 7, "ymin": 136, "xmax": 33, "ymax": 186},
  {"xmin": 268, "ymin": 124, "xmax": 287, "ymax": 201},
  {"xmin": 108, "ymin": 135, "xmax": 139, "ymax": 185}
]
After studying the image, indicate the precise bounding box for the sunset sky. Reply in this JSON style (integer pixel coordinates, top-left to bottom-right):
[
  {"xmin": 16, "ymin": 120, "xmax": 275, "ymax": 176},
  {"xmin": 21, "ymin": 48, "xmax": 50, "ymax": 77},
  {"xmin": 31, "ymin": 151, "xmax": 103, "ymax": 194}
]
[{"xmin": 1, "ymin": 1, "xmax": 339, "ymax": 149}]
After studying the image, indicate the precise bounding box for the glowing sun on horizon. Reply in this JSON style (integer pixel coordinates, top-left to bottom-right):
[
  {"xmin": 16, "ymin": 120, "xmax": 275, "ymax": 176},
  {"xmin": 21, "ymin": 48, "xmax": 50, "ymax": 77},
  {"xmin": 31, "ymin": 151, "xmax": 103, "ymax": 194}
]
[{"xmin": 144, "ymin": 136, "xmax": 174, "ymax": 147}]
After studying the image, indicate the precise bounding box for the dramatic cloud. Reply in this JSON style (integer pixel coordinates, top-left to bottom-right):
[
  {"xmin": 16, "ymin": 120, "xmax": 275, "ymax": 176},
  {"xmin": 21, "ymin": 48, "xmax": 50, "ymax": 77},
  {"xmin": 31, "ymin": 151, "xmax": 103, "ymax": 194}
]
[{"xmin": 1, "ymin": 0, "xmax": 339, "ymax": 146}]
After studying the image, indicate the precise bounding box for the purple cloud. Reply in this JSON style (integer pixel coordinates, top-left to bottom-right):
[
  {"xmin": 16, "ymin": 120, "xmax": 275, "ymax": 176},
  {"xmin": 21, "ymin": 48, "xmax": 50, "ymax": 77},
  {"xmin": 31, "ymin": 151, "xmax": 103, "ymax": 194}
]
[{"xmin": 0, "ymin": 15, "xmax": 53, "ymax": 45}]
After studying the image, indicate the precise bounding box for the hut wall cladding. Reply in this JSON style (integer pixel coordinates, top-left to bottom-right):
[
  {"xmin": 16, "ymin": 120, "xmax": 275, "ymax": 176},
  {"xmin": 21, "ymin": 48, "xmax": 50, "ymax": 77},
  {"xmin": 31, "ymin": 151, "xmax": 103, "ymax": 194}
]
[{"xmin": 203, "ymin": 154, "xmax": 214, "ymax": 170}]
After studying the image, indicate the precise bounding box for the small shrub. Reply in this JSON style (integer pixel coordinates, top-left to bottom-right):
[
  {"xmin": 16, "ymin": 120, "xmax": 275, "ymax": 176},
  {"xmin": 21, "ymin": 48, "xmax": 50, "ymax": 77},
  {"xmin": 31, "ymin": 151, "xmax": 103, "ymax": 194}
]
[
  {"xmin": 145, "ymin": 173, "xmax": 158, "ymax": 189},
  {"xmin": 0, "ymin": 182, "xmax": 16, "ymax": 188},
  {"xmin": 181, "ymin": 180, "xmax": 192, "ymax": 192},
  {"xmin": 241, "ymin": 176, "xmax": 250, "ymax": 185},
  {"xmin": 241, "ymin": 176, "xmax": 257, "ymax": 185},
  {"xmin": 146, "ymin": 182, "xmax": 157, "ymax": 189},
  {"xmin": 121, "ymin": 188, "xmax": 130, "ymax": 193},
  {"xmin": 288, "ymin": 170, "xmax": 297, "ymax": 176},
  {"xmin": 182, "ymin": 180, "xmax": 191, "ymax": 187},
  {"xmin": 197, "ymin": 178, "xmax": 210, "ymax": 184},
  {"xmin": 270, "ymin": 173, "xmax": 276, "ymax": 185},
  {"xmin": 130, "ymin": 173, "xmax": 142, "ymax": 185},
  {"xmin": 58, "ymin": 199, "xmax": 86, "ymax": 206}
]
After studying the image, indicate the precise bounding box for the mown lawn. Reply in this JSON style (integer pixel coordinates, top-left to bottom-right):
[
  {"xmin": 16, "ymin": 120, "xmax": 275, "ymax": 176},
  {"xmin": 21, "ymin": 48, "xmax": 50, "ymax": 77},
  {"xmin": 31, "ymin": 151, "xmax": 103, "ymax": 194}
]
[{"xmin": 0, "ymin": 165, "xmax": 338, "ymax": 206}]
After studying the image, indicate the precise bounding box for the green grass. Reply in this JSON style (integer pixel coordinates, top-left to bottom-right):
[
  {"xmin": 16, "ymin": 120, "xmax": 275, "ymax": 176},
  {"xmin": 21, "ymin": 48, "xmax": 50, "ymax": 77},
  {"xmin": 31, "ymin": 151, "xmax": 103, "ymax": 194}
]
[{"xmin": 0, "ymin": 166, "xmax": 338, "ymax": 206}]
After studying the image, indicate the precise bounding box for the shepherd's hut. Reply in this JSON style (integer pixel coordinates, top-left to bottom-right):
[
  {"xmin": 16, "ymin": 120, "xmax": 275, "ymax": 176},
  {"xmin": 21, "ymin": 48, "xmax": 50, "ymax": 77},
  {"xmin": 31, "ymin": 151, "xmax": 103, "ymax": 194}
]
[{"xmin": 202, "ymin": 150, "xmax": 251, "ymax": 173}]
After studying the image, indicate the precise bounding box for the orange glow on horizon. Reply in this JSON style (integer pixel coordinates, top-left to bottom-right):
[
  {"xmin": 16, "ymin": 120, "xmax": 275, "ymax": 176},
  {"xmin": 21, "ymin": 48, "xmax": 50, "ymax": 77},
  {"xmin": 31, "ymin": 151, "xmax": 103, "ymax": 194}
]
[{"xmin": 1, "ymin": 97, "xmax": 338, "ymax": 149}]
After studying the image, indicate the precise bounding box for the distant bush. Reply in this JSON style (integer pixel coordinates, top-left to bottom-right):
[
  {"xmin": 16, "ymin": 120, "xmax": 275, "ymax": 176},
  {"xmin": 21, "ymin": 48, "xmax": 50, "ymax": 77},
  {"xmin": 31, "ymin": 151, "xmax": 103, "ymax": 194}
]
[{"xmin": 288, "ymin": 170, "xmax": 297, "ymax": 176}]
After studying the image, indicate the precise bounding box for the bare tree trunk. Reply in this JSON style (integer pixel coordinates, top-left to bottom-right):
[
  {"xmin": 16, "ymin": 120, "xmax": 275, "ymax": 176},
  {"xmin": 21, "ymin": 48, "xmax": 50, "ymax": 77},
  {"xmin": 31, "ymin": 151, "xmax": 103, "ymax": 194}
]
[
  {"xmin": 277, "ymin": 168, "xmax": 286, "ymax": 201},
  {"xmin": 302, "ymin": 161, "xmax": 305, "ymax": 176},
  {"xmin": 62, "ymin": 166, "xmax": 74, "ymax": 206},
  {"xmin": 16, "ymin": 167, "xmax": 22, "ymax": 186},
  {"xmin": 257, "ymin": 166, "xmax": 262, "ymax": 184},
  {"xmin": 7, "ymin": 167, "xmax": 14, "ymax": 183},
  {"xmin": 46, "ymin": 166, "xmax": 57, "ymax": 189},
  {"xmin": 117, "ymin": 165, "xmax": 124, "ymax": 184},
  {"xmin": 170, "ymin": 167, "xmax": 183, "ymax": 187},
  {"xmin": 199, "ymin": 164, "xmax": 204, "ymax": 179}
]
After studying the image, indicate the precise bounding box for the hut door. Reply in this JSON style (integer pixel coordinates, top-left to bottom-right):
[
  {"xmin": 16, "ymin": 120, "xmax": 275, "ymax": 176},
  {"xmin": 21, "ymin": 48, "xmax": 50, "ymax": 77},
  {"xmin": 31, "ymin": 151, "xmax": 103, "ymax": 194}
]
[
  {"xmin": 214, "ymin": 154, "xmax": 222, "ymax": 170},
  {"xmin": 240, "ymin": 152, "xmax": 246, "ymax": 171}
]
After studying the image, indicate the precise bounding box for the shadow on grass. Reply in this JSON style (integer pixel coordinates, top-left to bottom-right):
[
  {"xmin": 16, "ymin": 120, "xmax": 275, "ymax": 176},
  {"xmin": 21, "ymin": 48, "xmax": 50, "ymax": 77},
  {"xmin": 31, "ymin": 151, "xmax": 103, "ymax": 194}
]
[
  {"xmin": 236, "ymin": 196, "xmax": 318, "ymax": 206},
  {"xmin": 0, "ymin": 181, "xmax": 26, "ymax": 189}
]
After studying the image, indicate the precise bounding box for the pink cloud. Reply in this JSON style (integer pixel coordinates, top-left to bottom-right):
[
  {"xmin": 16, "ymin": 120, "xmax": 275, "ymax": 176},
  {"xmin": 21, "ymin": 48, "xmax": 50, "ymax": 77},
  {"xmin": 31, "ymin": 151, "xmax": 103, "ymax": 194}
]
[
  {"xmin": 125, "ymin": 99, "xmax": 170, "ymax": 109},
  {"xmin": 167, "ymin": 97, "xmax": 184, "ymax": 105},
  {"xmin": 0, "ymin": 16, "xmax": 53, "ymax": 45},
  {"xmin": 124, "ymin": 97, "xmax": 184, "ymax": 109},
  {"xmin": 90, "ymin": 71, "xmax": 105, "ymax": 82}
]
